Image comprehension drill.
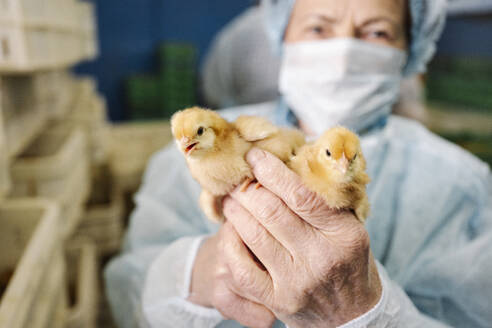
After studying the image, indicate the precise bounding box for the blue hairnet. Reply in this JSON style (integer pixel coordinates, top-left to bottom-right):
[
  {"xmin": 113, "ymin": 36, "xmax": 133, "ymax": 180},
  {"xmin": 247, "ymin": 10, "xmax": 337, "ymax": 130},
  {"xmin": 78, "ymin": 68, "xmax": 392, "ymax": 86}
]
[{"xmin": 260, "ymin": 0, "xmax": 447, "ymax": 76}]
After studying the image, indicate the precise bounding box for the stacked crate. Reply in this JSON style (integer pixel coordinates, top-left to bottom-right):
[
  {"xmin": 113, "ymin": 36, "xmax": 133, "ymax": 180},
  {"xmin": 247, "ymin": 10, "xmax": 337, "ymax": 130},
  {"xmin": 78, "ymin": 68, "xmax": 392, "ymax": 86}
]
[
  {"xmin": 0, "ymin": 199, "xmax": 65, "ymax": 328},
  {"xmin": 0, "ymin": 0, "xmax": 98, "ymax": 72},
  {"xmin": 1, "ymin": 3, "xmax": 177, "ymax": 327},
  {"xmin": 108, "ymin": 121, "xmax": 172, "ymax": 195},
  {"xmin": 0, "ymin": 2, "xmax": 114, "ymax": 327},
  {"xmin": 427, "ymin": 56, "xmax": 492, "ymax": 112},
  {"xmin": 425, "ymin": 56, "xmax": 492, "ymax": 167},
  {"xmin": 126, "ymin": 74, "xmax": 162, "ymax": 120},
  {"xmin": 0, "ymin": 87, "xmax": 9, "ymax": 199}
]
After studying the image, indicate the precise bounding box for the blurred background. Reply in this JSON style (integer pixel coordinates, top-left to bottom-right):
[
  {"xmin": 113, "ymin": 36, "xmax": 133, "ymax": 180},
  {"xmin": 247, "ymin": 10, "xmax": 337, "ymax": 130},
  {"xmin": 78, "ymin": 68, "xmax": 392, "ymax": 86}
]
[{"xmin": 0, "ymin": 1, "xmax": 491, "ymax": 327}]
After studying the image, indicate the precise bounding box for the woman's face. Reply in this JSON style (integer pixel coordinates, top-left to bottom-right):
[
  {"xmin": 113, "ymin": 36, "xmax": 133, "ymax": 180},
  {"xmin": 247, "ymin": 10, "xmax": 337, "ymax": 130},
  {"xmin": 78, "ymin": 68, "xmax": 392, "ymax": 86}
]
[{"xmin": 284, "ymin": 0, "xmax": 409, "ymax": 50}]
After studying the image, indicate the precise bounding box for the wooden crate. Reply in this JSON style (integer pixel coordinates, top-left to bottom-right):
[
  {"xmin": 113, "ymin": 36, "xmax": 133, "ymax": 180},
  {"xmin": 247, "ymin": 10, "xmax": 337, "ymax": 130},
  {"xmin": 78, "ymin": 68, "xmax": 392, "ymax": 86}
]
[
  {"xmin": 0, "ymin": 88, "xmax": 10, "ymax": 199},
  {"xmin": 109, "ymin": 121, "xmax": 173, "ymax": 192},
  {"xmin": 65, "ymin": 240, "xmax": 98, "ymax": 328},
  {"xmin": 62, "ymin": 79, "xmax": 109, "ymax": 165},
  {"xmin": 0, "ymin": 0, "xmax": 50, "ymax": 27},
  {"xmin": 73, "ymin": 164, "xmax": 124, "ymax": 256},
  {"xmin": 0, "ymin": 0, "xmax": 97, "ymax": 69},
  {"xmin": 78, "ymin": 1, "xmax": 98, "ymax": 59},
  {"xmin": 0, "ymin": 74, "xmax": 50, "ymax": 158},
  {"xmin": 30, "ymin": 249, "xmax": 67, "ymax": 328},
  {"xmin": 0, "ymin": 140, "xmax": 9, "ymax": 199},
  {"xmin": 0, "ymin": 25, "xmax": 93, "ymax": 73},
  {"xmin": 10, "ymin": 127, "xmax": 90, "ymax": 238},
  {"xmin": 64, "ymin": 203, "xmax": 84, "ymax": 241},
  {"xmin": 0, "ymin": 0, "xmax": 98, "ymax": 72},
  {"xmin": 75, "ymin": 211, "xmax": 124, "ymax": 257},
  {"xmin": 1, "ymin": 72, "xmax": 74, "ymax": 140},
  {"xmin": 0, "ymin": 0, "xmax": 87, "ymax": 31},
  {"xmin": 45, "ymin": 71, "xmax": 76, "ymax": 120},
  {"xmin": 0, "ymin": 24, "xmax": 55, "ymax": 72},
  {"xmin": 0, "ymin": 199, "xmax": 63, "ymax": 328}
]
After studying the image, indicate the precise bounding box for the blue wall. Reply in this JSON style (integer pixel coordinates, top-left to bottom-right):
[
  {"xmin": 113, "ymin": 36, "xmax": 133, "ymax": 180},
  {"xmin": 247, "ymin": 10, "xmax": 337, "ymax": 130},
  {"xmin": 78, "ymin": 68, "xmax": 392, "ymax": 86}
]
[
  {"xmin": 437, "ymin": 15, "xmax": 492, "ymax": 57},
  {"xmin": 76, "ymin": 3, "xmax": 492, "ymax": 122},
  {"xmin": 75, "ymin": 0, "xmax": 252, "ymax": 121}
]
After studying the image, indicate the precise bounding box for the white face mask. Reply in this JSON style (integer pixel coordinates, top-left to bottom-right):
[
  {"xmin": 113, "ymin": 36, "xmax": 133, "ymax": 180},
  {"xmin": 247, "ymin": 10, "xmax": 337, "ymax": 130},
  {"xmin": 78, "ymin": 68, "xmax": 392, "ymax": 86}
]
[{"xmin": 279, "ymin": 38, "xmax": 407, "ymax": 135}]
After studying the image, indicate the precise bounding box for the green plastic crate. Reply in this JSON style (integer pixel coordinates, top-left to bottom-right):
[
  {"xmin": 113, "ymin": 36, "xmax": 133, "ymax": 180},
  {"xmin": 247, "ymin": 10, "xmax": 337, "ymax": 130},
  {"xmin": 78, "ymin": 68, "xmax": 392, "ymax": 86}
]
[
  {"xmin": 426, "ymin": 56, "xmax": 492, "ymax": 112},
  {"xmin": 161, "ymin": 70, "xmax": 195, "ymax": 81},
  {"xmin": 158, "ymin": 43, "xmax": 197, "ymax": 72},
  {"xmin": 126, "ymin": 75, "xmax": 165, "ymax": 120},
  {"xmin": 125, "ymin": 42, "xmax": 199, "ymax": 120},
  {"xmin": 430, "ymin": 57, "xmax": 492, "ymax": 78},
  {"xmin": 426, "ymin": 74, "xmax": 492, "ymax": 111}
]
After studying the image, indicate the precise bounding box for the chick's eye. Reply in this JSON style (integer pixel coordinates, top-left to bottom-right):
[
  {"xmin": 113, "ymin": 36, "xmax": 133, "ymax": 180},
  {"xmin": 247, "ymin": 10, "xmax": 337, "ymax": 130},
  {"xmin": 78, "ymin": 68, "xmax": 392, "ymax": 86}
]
[
  {"xmin": 326, "ymin": 149, "xmax": 331, "ymax": 157},
  {"xmin": 197, "ymin": 126, "xmax": 204, "ymax": 136}
]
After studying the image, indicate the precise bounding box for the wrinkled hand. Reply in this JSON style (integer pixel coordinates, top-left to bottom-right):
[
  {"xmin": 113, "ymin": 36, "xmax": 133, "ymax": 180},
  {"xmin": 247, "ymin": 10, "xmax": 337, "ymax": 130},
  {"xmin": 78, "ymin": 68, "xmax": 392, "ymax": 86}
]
[
  {"xmin": 188, "ymin": 222, "xmax": 276, "ymax": 328},
  {"xmin": 220, "ymin": 148, "xmax": 382, "ymax": 328}
]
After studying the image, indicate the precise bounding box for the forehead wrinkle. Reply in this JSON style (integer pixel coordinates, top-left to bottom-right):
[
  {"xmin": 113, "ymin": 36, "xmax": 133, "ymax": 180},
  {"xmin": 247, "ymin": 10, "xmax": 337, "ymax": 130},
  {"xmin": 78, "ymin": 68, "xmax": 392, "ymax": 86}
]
[
  {"xmin": 300, "ymin": 13, "xmax": 338, "ymax": 24},
  {"xmin": 358, "ymin": 16, "xmax": 399, "ymax": 29},
  {"xmin": 352, "ymin": 0, "xmax": 406, "ymax": 23}
]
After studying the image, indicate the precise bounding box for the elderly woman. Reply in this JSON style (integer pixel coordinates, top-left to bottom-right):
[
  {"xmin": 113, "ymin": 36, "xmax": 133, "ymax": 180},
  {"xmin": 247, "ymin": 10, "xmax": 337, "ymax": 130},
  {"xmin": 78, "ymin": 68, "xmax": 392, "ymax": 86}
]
[{"xmin": 105, "ymin": 0, "xmax": 492, "ymax": 327}]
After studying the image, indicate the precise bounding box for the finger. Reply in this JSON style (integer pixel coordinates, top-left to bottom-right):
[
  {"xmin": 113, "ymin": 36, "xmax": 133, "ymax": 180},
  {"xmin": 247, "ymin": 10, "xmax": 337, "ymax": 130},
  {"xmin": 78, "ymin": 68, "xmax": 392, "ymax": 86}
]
[
  {"xmin": 213, "ymin": 281, "xmax": 276, "ymax": 328},
  {"xmin": 246, "ymin": 148, "xmax": 344, "ymax": 227},
  {"xmin": 230, "ymin": 180, "xmax": 315, "ymax": 253},
  {"xmin": 223, "ymin": 197, "xmax": 289, "ymax": 278},
  {"xmin": 220, "ymin": 220, "xmax": 274, "ymax": 304}
]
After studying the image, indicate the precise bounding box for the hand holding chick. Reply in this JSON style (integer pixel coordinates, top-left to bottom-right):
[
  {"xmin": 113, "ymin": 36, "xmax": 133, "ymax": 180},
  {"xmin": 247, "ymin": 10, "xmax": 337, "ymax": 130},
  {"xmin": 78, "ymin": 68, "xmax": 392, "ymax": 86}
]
[
  {"xmin": 172, "ymin": 108, "xmax": 368, "ymax": 223},
  {"xmin": 171, "ymin": 107, "xmax": 306, "ymax": 223},
  {"xmin": 288, "ymin": 126, "xmax": 370, "ymax": 222}
]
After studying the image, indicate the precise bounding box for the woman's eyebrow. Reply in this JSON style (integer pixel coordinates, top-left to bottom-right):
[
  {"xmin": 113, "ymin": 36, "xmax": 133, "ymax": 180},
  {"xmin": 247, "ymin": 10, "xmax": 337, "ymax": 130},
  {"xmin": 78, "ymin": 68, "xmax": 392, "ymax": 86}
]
[
  {"xmin": 300, "ymin": 13, "xmax": 338, "ymax": 24},
  {"xmin": 359, "ymin": 16, "xmax": 398, "ymax": 28}
]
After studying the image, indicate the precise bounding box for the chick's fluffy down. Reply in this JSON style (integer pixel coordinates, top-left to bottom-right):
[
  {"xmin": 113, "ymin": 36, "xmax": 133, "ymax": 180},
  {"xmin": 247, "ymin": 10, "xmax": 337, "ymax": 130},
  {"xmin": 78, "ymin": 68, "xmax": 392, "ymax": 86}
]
[
  {"xmin": 288, "ymin": 126, "xmax": 370, "ymax": 222},
  {"xmin": 171, "ymin": 107, "xmax": 306, "ymax": 222}
]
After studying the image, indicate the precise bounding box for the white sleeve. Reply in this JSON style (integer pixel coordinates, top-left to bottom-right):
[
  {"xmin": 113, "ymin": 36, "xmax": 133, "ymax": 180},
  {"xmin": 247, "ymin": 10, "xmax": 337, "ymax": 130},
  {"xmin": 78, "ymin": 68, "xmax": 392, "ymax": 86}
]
[
  {"xmin": 338, "ymin": 262, "xmax": 451, "ymax": 328},
  {"xmin": 142, "ymin": 236, "xmax": 224, "ymax": 328}
]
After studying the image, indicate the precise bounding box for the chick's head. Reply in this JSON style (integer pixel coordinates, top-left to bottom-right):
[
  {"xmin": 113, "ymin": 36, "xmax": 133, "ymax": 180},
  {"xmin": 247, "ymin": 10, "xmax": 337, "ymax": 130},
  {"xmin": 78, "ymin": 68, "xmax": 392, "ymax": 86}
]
[
  {"xmin": 314, "ymin": 126, "xmax": 366, "ymax": 180},
  {"xmin": 171, "ymin": 107, "xmax": 229, "ymax": 157}
]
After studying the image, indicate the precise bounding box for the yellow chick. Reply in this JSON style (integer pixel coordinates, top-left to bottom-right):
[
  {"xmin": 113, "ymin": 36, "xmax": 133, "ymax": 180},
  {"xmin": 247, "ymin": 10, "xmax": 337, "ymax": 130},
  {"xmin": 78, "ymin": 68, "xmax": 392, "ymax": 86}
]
[
  {"xmin": 288, "ymin": 126, "xmax": 370, "ymax": 222},
  {"xmin": 234, "ymin": 115, "xmax": 306, "ymax": 163},
  {"xmin": 171, "ymin": 107, "xmax": 253, "ymax": 222}
]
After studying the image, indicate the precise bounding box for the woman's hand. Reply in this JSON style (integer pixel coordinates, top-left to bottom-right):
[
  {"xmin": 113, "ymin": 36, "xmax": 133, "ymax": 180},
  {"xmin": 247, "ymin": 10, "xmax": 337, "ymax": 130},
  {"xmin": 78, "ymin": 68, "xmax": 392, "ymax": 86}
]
[
  {"xmin": 220, "ymin": 148, "xmax": 382, "ymax": 328},
  {"xmin": 188, "ymin": 222, "xmax": 276, "ymax": 328}
]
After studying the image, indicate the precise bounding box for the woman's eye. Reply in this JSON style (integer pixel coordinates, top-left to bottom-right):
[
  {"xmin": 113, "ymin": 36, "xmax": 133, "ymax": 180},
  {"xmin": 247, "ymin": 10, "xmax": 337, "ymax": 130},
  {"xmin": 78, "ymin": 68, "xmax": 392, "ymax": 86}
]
[
  {"xmin": 306, "ymin": 25, "xmax": 324, "ymax": 36},
  {"xmin": 366, "ymin": 30, "xmax": 390, "ymax": 40},
  {"xmin": 197, "ymin": 126, "xmax": 204, "ymax": 136}
]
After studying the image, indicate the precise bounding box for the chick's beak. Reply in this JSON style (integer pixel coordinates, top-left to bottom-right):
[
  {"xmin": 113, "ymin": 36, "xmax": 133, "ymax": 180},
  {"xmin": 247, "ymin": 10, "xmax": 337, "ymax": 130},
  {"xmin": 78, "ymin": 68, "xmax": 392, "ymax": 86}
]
[
  {"xmin": 335, "ymin": 153, "xmax": 350, "ymax": 174},
  {"xmin": 180, "ymin": 137, "xmax": 199, "ymax": 155}
]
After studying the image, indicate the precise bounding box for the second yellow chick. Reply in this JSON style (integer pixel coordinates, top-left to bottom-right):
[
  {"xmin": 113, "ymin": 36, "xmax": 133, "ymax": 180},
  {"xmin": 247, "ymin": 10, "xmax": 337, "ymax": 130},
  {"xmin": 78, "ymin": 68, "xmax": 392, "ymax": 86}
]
[{"xmin": 288, "ymin": 126, "xmax": 370, "ymax": 222}]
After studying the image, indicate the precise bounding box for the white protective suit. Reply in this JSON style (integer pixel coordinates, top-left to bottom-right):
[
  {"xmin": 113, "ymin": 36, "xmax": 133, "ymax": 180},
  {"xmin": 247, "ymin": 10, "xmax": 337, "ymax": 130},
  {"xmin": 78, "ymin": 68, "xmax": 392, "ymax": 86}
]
[
  {"xmin": 105, "ymin": 0, "xmax": 492, "ymax": 326},
  {"xmin": 105, "ymin": 102, "xmax": 492, "ymax": 328}
]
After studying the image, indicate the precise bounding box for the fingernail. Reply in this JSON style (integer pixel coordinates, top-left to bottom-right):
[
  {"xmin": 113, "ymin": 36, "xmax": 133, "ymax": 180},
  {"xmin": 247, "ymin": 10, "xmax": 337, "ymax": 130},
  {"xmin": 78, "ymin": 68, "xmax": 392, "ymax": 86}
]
[{"xmin": 246, "ymin": 147, "xmax": 265, "ymax": 165}]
